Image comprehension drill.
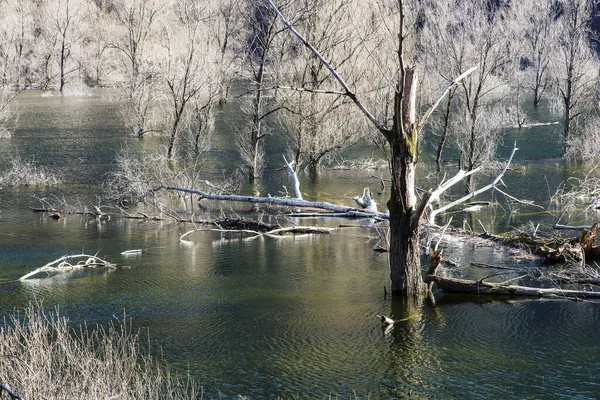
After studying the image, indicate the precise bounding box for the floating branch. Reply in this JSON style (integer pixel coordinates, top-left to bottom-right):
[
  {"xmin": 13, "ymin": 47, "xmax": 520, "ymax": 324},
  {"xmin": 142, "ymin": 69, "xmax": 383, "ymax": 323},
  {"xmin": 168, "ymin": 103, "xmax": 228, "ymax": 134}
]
[
  {"xmin": 19, "ymin": 254, "xmax": 116, "ymax": 280},
  {"xmin": 121, "ymin": 249, "xmax": 143, "ymax": 256},
  {"xmin": 180, "ymin": 225, "xmax": 334, "ymax": 243}
]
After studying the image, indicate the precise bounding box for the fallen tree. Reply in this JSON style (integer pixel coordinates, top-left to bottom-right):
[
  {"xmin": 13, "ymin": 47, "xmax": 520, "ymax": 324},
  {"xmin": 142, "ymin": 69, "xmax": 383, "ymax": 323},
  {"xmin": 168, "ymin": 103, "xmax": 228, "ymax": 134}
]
[
  {"xmin": 154, "ymin": 185, "xmax": 389, "ymax": 220},
  {"xmin": 427, "ymin": 274, "xmax": 600, "ymax": 299}
]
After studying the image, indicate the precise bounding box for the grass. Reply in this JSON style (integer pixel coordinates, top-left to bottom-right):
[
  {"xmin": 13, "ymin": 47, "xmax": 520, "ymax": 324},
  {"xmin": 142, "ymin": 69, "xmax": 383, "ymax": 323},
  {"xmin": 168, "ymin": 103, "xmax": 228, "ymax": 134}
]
[{"xmin": 0, "ymin": 305, "xmax": 199, "ymax": 399}]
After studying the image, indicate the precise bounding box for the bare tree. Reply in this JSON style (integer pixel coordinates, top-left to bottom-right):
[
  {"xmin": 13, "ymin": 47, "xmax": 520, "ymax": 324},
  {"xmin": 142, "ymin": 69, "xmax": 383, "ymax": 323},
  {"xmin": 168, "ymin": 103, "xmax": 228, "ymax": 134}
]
[
  {"xmin": 214, "ymin": 0, "xmax": 244, "ymax": 103},
  {"xmin": 427, "ymin": 0, "xmax": 515, "ymax": 191},
  {"xmin": 109, "ymin": 0, "xmax": 161, "ymax": 80},
  {"xmin": 236, "ymin": 0, "xmax": 289, "ymax": 181},
  {"xmin": 277, "ymin": 0, "xmax": 366, "ymax": 173},
  {"xmin": 108, "ymin": 0, "xmax": 162, "ymax": 137},
  {"xmin": 0, "ymin": 86, "xmax": 18, "ymax": 138},
  {"xmin": 268, "ymin": 0, "xmax": 477, "ymax": 296},
  {"xmin": 514, "ymin": 0, "xmax": 556, "ymax": 107},
  {"xmin": 0, "ymin": 0, "xmax": 36, "ymax": 88},
  {"xmin": 78, "ymin": 3, "xmax": 115, "ymax": 87},
  {"xmin": 281, "ymin": 94, "xmax": 366, "ymax": 171},
  {"xmin": 158, "ymin": 2, "xmax": 221, "ymax": 159},
  {"xmin": 45, "ymin": 0, "xmax": 88, "ymax": 93},
  {"xmin": 548, "ymin": 0, "xmax": 599, "ymax": 156}
]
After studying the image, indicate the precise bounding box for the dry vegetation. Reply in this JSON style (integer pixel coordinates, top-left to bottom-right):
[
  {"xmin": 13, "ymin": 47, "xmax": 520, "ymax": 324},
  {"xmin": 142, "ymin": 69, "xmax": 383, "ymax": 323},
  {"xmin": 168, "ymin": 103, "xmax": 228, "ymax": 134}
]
[
  {"xmin": 0, "ymin": 305, "xmax": 198, "ymax": 399},
  {"xmin": 0, "ymin": 156, "xmax": 61, "ymax": 187}
]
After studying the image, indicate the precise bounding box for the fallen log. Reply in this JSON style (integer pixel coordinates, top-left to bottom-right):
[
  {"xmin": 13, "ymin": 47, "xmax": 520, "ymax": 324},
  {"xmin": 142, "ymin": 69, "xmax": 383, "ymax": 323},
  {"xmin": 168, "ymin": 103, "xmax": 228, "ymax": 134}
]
[
  {"xmin": 427, "ymin": 275, "xmax": 600, "ymax": 299},
  {"xmin": 155, "ymin": 185, "xmax": 388, "ymax": 220}
]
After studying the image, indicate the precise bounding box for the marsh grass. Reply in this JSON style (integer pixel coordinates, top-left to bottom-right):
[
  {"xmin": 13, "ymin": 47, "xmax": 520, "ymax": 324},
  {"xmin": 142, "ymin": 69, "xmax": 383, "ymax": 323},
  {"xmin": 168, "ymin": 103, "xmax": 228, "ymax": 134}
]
[
  {"xmin": 0, "ymin": 305, "xmax": 199, "ymax": 399},
  {"xmin": 0, "ymin": 156, "xmax": 61, "ymax": 186}
]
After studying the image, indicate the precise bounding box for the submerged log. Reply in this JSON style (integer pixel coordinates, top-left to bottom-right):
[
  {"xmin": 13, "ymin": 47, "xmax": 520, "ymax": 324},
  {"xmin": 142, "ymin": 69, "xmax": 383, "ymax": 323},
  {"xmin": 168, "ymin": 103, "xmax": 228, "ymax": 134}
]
[{"xmin": 427, "ymin": 275, "xmax": 600, "ymax": 299}]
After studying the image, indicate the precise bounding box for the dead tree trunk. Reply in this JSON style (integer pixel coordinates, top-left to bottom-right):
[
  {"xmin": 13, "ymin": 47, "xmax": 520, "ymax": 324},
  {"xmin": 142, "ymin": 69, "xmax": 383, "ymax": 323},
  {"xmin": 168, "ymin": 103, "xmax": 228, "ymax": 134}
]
[
  {"xmin": 386, "ymin": 68, "xmax": 426, "ymax": 294},
  {"xmin": 266, "ymin": 0, "xmax": 476, "ymax": 297}
]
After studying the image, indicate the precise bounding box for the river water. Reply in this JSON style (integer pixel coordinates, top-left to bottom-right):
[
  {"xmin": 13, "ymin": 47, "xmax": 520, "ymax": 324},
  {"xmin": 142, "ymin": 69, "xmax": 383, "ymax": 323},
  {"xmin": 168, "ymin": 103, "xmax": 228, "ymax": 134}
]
[{"xmin": 1, "ymin": 90, "xmax": 599, "ymax": 399}]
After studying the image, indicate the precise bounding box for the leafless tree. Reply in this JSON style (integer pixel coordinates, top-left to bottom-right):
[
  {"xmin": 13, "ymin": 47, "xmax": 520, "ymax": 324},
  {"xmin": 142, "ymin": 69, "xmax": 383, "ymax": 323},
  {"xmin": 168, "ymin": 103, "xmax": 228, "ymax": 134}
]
[
  {"xmin": 213, "ymin": 0, "xmax": 244, "ymax": 103},
  {"xmin": 44, "ymin": 0, "xmax": 88, "ymax": 93},
  {"xmin": 277, "ymin": 0, "xmax": 367, "ymax": 173},
  {"xmin": 548, "ymin": 0, "xmax": 599, "ymax": 156},
  {"xmin": 109, "ymin": 0, "xmax": 161, "ymax": 80},
  {"xmin": 236, "ymin": 0, "xmax": 289, "ymax": 181},
  {"xmin": 0, "ymin": 0, "xmax": 36, "ymax": 88},
  {"xmin": 109, "ymin": 0, "xmax": 162, "ymax": 137},
  {"xmin": 78, "ymin": 4, "xmax": 115, "ymax": 87},
  {"xmin": 0, "ymin": 86, "xmax": 18, "ymax": 138},
  {"xmin": 158, "ymin": 2, "xmax": 221, "ymax": 159},
  {"xmin": 513, "ymin": 0, "xmax": 556, "ymax": 107},
  {"xmin": 268, "ymin": 0, "xmax": 477, "ymax": 296},
  {"xmin": 426, "ymin": 0, "xmax": 515, "ymax": 191}
]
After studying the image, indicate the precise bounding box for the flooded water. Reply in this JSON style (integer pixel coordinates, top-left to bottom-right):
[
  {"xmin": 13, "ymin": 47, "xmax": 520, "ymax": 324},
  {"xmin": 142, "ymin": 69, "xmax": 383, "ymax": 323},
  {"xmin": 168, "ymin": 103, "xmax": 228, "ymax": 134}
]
[{"xmin": 1, "ymin": 90, "xmax": 599, "ymax": 398}]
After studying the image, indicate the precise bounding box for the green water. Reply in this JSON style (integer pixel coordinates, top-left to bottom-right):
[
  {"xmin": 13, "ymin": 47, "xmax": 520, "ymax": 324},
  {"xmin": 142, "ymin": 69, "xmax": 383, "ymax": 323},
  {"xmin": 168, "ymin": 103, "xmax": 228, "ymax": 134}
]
[{"xmin": 0, "ymin": 90, "xmax": 599, "ymax": 399}]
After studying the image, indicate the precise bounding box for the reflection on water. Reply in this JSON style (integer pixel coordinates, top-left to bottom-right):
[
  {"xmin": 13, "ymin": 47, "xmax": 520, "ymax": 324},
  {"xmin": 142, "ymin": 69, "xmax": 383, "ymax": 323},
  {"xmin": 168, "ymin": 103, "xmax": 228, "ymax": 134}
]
[{"xmin": 1, "ymin": 92, "xmax": 600, "ymax": 398}]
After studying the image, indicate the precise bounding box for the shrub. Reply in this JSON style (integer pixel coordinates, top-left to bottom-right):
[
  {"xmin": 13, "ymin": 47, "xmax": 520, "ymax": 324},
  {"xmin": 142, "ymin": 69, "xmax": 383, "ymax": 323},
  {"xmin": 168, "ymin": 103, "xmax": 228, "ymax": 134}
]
[
  {"xmin": 0, "ymin": 156, "xmax": 61, "ymax": 186},
  {"xmin": 0, "ymin": 305, "xmax": 198, "ymax": 399}
]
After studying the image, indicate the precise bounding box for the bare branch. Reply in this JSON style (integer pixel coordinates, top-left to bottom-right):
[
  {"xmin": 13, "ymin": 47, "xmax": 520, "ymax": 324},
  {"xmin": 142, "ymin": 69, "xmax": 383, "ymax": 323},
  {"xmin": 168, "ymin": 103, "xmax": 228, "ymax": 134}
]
[
  {"xmin": 427, "ymin": 144, "xmax": 519, "ymax": 224},
  {"xmin": 274, "ymin": 85, "xmax": 346, "ymax": 96},
  {"xmin": 418, "ymin": 66, "xmax": 477, "ymax": 131},
  {"xmin": 266, "ymin": 0, "xmax": 390, "ymax": 135},
  {"xmin": 282, "ymin": 155, "xmax": 302, "ymax": 200}
]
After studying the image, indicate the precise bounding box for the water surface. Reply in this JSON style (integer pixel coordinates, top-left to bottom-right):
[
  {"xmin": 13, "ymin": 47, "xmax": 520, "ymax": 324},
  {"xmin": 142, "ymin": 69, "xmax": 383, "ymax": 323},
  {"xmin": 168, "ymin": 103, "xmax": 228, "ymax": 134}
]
[{"xmin": 0, "ymin": 91, "xmax": 599, "ymax": 398}]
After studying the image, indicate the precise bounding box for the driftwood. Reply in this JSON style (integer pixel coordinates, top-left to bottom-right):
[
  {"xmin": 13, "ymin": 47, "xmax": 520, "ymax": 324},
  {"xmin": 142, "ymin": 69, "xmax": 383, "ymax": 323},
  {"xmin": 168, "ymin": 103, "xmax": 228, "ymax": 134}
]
[
  {"xmin": 353, "ymin": 188, "xmax": 378, "ymax": 212},
  {"xmin": 512, "ymin": 121, "xmax": 559, "ymax": 129},
  {"xmin": 19, "ymin": 254, "xmax": 116, "ymax": 280},
  {"xmin": 156, "ymin": 185, "xmax": 388, "ymax": 220},
  {"xmin": 180, "ymin": 225, "xmax": 334, "ymax": 242},
  {"xmin": 427, "ymin": 275, "xmax": 600, "ymax": 299},
  {"xmin": 536, "ymin": 223, "xmax": 599, "ymax": 263},
  {"xmin": 436, "ymin": 222, "xmax": 600, "ymax": 263},
  {"xmin": 428, "ymin": 145, "xmax": 519, "ymax": 223}
]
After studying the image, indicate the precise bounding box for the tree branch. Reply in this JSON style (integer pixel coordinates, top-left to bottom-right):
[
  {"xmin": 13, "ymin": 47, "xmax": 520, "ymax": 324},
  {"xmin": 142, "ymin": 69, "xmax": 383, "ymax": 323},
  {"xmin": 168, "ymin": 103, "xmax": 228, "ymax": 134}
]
[
  {"xmin": 427, "ymin": 144, "xmax": 519, "ymax": 224},
  {"xmin": 266, "ymin": 0, "xmax": 390, "ymax": 135},
  {"xmin": 283, "ymin": 155, "xmax": 302, "ymax": 200},
  {"xmin": 273, "ymin": 85, "xmax": 347, "ymax": 96},
  {"xmin": 418, "ymin": 66, "xmax": 477, "ymax": 131}
]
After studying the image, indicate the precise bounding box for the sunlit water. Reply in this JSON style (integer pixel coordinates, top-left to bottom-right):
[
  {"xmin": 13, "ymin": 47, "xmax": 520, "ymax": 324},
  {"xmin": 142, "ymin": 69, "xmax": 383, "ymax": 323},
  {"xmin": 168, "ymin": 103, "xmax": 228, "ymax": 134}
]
[{"xmin": 1, "ymin": 90, "xmax": 599, "ymax": 398}]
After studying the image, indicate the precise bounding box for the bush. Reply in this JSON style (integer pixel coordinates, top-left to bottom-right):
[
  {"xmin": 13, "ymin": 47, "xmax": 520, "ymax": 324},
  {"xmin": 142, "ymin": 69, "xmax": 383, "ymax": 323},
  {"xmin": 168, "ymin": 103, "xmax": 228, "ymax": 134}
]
[
  {"xmin": 0, "ymin": 156, "xmax": 61, "ymax": 186},
  {"xmin": 0, "ymin": 305, "xmax": 198, "ymax": 399}
]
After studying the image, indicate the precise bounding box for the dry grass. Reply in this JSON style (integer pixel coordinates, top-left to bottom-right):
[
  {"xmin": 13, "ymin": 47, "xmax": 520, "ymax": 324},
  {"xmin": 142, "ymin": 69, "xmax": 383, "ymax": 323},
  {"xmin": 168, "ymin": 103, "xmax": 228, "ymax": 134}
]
[
  {"xmin": 0, "ymin": 156, "xmax": 61, "ymax": 186},
  {"xmin": 0, "ymin": 305, "xmax": 199, "ymax": 399}
]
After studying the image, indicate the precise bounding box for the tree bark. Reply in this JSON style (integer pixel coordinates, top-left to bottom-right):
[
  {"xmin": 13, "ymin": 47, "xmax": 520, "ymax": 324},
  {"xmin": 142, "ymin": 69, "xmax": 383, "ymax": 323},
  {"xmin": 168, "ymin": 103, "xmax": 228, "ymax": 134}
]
[{"xmin": 386, "ymin": 68, "xmax": 426, "ymax": 296}]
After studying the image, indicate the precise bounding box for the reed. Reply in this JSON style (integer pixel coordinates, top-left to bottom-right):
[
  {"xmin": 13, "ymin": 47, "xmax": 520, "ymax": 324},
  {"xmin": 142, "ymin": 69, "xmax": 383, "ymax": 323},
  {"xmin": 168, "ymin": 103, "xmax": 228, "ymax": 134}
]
[{"xmin": 0, "ymin": 305, "xmax": 199, "ymax": 399}]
